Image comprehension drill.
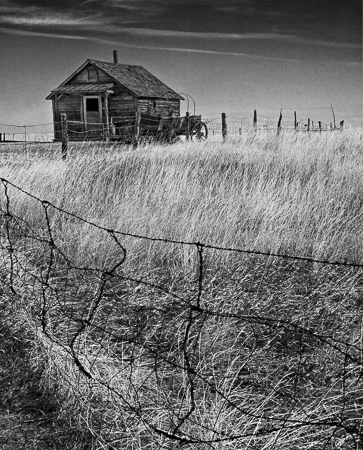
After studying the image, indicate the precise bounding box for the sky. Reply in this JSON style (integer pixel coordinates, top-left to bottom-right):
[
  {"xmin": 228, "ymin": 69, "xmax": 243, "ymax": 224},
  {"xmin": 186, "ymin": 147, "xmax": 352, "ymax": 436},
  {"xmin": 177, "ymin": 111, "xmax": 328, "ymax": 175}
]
[{"xmin": 0, "ymin": 0, "xmax": 362, "ymax": 130}]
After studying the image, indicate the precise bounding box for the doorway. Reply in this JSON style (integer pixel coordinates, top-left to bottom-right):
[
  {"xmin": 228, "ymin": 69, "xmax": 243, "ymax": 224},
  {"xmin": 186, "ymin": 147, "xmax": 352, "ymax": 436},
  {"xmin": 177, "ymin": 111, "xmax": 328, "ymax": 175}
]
[{"xmin": 83, "ymin": 96, "xmax": 102, "ymax": 131}]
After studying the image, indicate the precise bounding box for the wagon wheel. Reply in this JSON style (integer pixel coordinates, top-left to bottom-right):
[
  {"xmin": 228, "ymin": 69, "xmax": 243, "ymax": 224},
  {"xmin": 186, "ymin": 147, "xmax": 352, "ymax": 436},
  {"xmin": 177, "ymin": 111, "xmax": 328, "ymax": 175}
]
[{"xmin": 190, "ymin": 121, "xmax": 208, "ymax": 141}]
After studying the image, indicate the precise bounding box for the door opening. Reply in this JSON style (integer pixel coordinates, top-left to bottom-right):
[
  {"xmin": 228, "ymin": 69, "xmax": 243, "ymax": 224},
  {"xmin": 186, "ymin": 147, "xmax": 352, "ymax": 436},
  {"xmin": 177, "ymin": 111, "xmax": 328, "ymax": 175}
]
[{"xmin": 83, "ymin": 96, "xmax": 102, "ymax": 131}]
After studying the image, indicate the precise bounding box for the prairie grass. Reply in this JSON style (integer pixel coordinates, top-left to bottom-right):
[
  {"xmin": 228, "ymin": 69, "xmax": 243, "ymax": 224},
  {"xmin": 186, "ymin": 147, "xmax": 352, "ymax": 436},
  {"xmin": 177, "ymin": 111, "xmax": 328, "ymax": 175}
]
[
  {"xmin": 0, "ymin": 129, "xmax": 363, "ymax": 449},
  {"xmin": 1, "ymin": 130, "xmax": 363, "ymax": 268}
]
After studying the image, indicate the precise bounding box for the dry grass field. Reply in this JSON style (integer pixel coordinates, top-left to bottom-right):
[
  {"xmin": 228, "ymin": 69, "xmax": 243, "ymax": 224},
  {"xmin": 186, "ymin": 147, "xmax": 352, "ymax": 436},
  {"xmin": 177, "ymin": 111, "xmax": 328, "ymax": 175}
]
[{"xmin": 0, "ymin": 130, "xmax": 362, "ymax": 449}]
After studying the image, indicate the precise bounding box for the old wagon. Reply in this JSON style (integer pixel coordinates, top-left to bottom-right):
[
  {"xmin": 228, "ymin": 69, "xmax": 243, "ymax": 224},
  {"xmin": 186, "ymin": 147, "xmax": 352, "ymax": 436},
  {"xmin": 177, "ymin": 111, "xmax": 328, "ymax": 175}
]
[{"xmin": 111, "ymin": 112, "xmax": 208, "ymax": 144}]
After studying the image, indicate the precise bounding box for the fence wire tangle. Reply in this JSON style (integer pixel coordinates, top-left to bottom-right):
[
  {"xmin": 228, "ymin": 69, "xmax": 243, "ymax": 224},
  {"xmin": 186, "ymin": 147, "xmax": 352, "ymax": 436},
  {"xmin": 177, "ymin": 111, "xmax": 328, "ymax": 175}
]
[{"xmin": 1, "ymin": 177, "xmax": 363, "ymax": 449}]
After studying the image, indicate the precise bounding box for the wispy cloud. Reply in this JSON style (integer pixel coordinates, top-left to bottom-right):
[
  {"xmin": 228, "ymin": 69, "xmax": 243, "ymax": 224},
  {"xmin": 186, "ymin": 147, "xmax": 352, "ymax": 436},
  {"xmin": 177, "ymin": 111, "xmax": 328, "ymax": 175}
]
[
  {"xmin": 0, "ymin": 1, "xmax": 149, "ymax": 29},
  {"xmin": 1, "ymin": 12, "xmax": 103, "ymax": 27},
  {"xmin": 1, "ymin": 26, "xmax": 360, "ymax": 68},
  {"xmin": 0, "ymin": 26, "xmax": 299, "ymax": 61},
  {"xmin": 120, "ymin": 28, "xmax": 362, "ymax": 49},
  {"xmin": 0, "ymin": 27, "xmax": 91, "ymax": 40},
  {"xmin": 0, "ymin": 26, "xmax": 333, "ymax": 66},
  {"xmin": 1, "ymin": 1, "xmax": 360, "ymax": 51}
]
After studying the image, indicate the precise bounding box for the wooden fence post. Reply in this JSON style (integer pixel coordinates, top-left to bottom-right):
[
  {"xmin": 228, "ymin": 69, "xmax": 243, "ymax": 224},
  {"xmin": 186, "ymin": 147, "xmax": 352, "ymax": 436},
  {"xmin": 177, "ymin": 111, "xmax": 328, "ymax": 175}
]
[
  {"xmin": 339, "ymin": 120, "xmax": 344, "ymax": 131},
  {"xmin": 134, "ymin": 112, "xmax": 140, "ymax": 148},
  {"xmin": 294, "ymin": 111, "xmax": 297, "ymax": 130},
  {"xmin": 277, "ymin": 109, "xmax": 282, "ymax": 135},
  {"xmin": 61, "ymin": 113, "xmax": 68, "ymax": 160},
  {"xmin": 307, "ymin": 118, "xmax": 310, "ymax": 132},
  {"xmin": 253, "ymin": 109, "xmax": 257, "ymax": 131},
  {"xmin": 318, "ymin": 121, "xmax": 322, "ymax": 133},
  {"xmin": 185, "ymin": 112, "xmax": 190, "ymax": 140},
  {"xmin": 222, "ymin": 113, "xmax": 227, "ymax": 142}
]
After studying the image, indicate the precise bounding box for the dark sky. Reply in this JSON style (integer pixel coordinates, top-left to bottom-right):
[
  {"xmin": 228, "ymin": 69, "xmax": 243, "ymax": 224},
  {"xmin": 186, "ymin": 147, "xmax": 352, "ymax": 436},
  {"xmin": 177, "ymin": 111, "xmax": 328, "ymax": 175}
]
[{"xmin": 0, "ymin": 0, "xmax": 361, "ymax": 127}]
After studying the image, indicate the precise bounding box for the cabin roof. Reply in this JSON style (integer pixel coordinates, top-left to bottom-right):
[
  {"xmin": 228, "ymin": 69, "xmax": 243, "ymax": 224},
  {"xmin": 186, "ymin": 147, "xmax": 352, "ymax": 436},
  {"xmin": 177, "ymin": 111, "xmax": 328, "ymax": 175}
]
[
  {"xmin": 90, "ymin": 60, "xmax": 183, "ymax": 99},
  {"xmin": 48, "ymin": 83, "xmax": 114, "ymax": 95},
  {"xmin": 47, "ymin": 59, "xmax": 184, "ymax": 100}
]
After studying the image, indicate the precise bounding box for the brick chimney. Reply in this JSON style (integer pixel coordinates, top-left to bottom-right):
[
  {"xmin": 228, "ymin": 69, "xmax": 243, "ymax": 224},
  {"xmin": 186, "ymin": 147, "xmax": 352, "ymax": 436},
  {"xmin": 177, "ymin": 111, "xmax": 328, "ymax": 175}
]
[{"xmin": 113, "ymin": 50, "xmax": 118, "ymax": 63}]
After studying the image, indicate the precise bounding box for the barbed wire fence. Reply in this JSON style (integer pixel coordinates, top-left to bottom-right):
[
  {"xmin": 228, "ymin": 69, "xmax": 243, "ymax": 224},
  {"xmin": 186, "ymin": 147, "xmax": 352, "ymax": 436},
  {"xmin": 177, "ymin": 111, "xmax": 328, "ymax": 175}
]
[
  {"xmin": 206, "ymin": 110, "xmax": 346, "ymax": 140},
  {"xmin": 1, "ymin": 176, "xmax": 362, "ymax": 449},
  {"xmin": 0, "ymin": 107, "xmax": 350, "ymax": 157}
]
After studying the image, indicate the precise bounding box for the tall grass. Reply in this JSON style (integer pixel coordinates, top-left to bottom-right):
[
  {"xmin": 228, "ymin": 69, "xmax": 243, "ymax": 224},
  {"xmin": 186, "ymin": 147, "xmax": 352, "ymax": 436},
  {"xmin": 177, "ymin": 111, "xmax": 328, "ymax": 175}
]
[
  {"xmin": 2, "ymin": 130, "xmax": 363, "ymax": 267},
  {"xmin": 1, "ymin": 129, "xmax": 363, "ymax": 449}
]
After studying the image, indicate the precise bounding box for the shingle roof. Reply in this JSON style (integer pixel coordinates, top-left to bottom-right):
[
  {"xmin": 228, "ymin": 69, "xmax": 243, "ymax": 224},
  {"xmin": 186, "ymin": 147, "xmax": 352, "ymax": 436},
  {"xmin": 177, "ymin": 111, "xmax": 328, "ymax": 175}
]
[
  {"xmin": 89, "ymin": 60, "xmax": 183, "ymax": 99},
  {"xmin": 48, "ymin": 83, "xmax": 114, "ymax": 95}
]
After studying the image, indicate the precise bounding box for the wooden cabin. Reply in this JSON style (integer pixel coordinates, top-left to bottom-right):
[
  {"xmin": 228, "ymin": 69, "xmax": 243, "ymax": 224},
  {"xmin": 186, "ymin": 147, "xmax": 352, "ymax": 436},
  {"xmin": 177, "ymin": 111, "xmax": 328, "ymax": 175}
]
[{"xmin": 46, "ymin": 51, "xmax": 183, "ymax": 140}]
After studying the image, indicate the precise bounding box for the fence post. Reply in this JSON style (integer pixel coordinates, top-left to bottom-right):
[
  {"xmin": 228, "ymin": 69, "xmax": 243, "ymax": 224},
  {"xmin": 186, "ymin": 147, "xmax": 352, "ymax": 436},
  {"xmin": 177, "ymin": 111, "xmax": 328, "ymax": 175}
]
[
  {"xmin": 307, "ymin": 118, "xmax": 310, "ymax": 132},
  {"xmin": 61, "ymin": 113, "xmax": 68, "ymax": 160},
  {"xmin": 277, "ymin": 109, "xmax": 282, "ymax": 135},
  {"xmin": 222, "ymin": 113, "xmax": 227, "ymax": 142},
  {"xmin": 133, "ymin": 112, "xmax": 141, "ymax": 148},
  {"xmin": 318, "ymin": 121, "xmax": 322, "ymax": 133},
  {"xmin": 24, "ymin": 125, "xmax": 27, "ymax": 153},
  {"xmin": 339, "ymin": 120, "xmax": 344, "ymax": 131},
  {"xmin": 0, "ymin": 133, "xmax": 2, "ymax": 142},
  {"xmin": 253, "ymin": 109, "xmax": 257, "ymax": 131},
  {"xmin": 294, "ymin": 111, "xmax": 297, "ymax": 130},
  {"xmin": 185, "ymin": 112, "xmax": 190, "ymax": 140}
]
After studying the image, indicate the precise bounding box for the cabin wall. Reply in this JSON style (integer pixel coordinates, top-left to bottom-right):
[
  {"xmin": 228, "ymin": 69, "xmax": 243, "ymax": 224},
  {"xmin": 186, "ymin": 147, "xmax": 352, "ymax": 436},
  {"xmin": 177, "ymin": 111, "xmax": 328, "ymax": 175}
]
[
  {"xmin": 56, "ymin": 94, "xmax": 82, "ymax": 121},
  {"xmin": 108, "ymin": 90, "xmax": 136, "ymax": 118},
  {"xmin": 137, "ymin": 99, "xmax": 180, "ymax": 117},
  {"xmin": 53, "ymin": 94, "xmax": 84, "ymax": 139}
]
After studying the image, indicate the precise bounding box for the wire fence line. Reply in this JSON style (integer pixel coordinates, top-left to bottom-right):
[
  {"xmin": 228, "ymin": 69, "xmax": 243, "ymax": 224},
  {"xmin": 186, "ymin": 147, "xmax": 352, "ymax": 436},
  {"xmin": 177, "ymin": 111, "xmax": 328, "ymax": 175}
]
[
  {"xmin": 1, "ymin": 178, "xmax": 363, "ymax": 449},
  {"xmin": 0, "ymin": 107, "xmax": 348, "ymax": 149},
  {"xmin": 206, "ymin": 114, "xmax": 343, "ymax": 137}
]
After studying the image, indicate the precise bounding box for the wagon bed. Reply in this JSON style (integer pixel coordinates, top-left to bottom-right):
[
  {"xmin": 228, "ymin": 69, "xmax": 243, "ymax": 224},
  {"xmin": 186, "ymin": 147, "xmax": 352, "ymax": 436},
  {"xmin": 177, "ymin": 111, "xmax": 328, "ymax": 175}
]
[{"xmin": 111, "ymin": 113, "xmax": 208, "ymax": 144}]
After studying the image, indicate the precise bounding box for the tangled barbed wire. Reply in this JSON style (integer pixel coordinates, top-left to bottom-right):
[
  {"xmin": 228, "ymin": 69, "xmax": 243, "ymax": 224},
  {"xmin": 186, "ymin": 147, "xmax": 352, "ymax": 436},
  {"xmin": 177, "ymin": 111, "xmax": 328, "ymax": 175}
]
[{"xmin": 0, "ymin": 177, "xmax": 362, "ymax": 449}]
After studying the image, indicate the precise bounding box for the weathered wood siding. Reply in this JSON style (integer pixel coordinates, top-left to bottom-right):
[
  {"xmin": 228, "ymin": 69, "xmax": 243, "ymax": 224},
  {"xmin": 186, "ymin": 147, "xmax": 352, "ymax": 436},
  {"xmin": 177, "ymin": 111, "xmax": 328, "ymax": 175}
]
[
  {"xmin": 108, "ymin": 90, "xmax": 136, "ymax": 118},
  {"xmin": 56, "ymin": 95, "xmax": 82, "ymax": 121},
  {"xmin": 72, "ymin": 66, "xmax": 114, "ymax": 84},
  {"xmin": 137, "ymin": 99, "xmax": 180, "ymax": 116},
  {"xmin": 55, "ymin": 94, "xmax": 83, "ymax": 136}
]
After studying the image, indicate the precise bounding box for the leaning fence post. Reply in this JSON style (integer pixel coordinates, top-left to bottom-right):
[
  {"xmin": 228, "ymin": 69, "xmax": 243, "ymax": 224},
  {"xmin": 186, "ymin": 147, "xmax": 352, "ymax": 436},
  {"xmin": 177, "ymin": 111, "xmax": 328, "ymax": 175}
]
[
  {"xmin": 61, "ymin": 113, "xmax": 68, "ymax": 159},
  {"xmin": 222, "ymin": 113, "xmax": 227, "ymax": 142},
  {"xmin": 185, "ymin": 112, "xmax": 190, "ymax": 140},
  {"xmin": 253, "ymin": 109, "xmax": 257, "ymax": 131},
  {"xmin": 277, "ymin": 109, "xmax": 282, "ymax": 135}
]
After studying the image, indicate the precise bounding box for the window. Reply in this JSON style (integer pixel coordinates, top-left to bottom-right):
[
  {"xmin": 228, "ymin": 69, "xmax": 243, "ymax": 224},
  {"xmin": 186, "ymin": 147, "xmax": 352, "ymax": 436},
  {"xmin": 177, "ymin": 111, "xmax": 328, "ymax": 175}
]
[
  {"xmin": 87, "ymin": 68, "xmax": 98, "ymax": 82},
  {"xmin": 86, "ymin": 98, "xmax": 99, "ymax": 112}
]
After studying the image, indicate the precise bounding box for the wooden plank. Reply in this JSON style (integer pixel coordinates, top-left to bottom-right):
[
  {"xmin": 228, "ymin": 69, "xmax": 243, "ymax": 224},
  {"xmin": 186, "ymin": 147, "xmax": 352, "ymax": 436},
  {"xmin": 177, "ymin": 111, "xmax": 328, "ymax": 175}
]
[
  {"xmin": 104, "ymin": 93, "xmax": 109, "ymax": 133},
  {"xmin": 61, "ymin": 114, "xmax": 68, "ymax": 159},
  {"xmin": 222, "ymin": 113, "xmax": 227, "ymax": 142}
]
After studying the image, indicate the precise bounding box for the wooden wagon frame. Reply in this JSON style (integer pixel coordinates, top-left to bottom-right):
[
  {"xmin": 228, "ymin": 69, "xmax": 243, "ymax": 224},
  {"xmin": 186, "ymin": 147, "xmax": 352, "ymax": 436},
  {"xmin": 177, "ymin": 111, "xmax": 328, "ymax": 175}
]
[{"xmin": 111, "ymin": 112, "xmax": 208, "ymax": 144}]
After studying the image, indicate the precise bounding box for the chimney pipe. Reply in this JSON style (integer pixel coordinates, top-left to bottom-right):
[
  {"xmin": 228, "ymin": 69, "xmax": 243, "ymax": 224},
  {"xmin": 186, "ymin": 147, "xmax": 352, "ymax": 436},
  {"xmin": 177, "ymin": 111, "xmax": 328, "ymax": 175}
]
[{"xmin": 113, "ymin": 50, "xmax": 118, "ymax": 63}]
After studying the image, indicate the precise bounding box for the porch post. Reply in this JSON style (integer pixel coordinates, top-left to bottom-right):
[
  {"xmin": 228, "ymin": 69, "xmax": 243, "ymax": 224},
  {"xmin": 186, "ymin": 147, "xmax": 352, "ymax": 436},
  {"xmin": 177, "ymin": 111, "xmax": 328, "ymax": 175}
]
[{"xmin": 104, "ymin": 92, "xmax": 110, "ymax": 135}]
